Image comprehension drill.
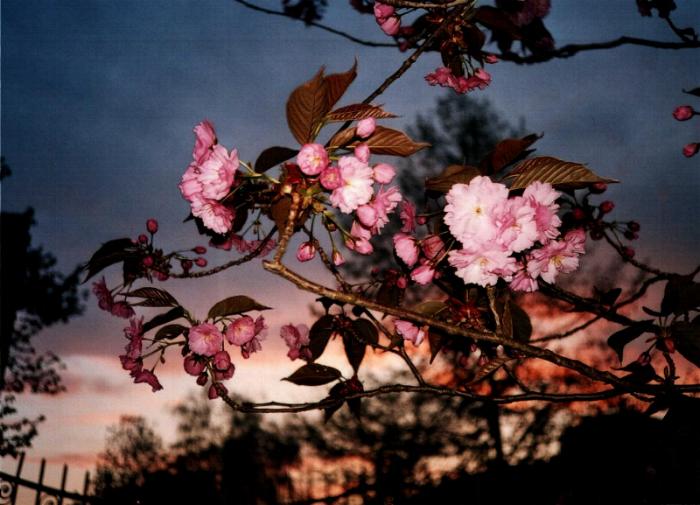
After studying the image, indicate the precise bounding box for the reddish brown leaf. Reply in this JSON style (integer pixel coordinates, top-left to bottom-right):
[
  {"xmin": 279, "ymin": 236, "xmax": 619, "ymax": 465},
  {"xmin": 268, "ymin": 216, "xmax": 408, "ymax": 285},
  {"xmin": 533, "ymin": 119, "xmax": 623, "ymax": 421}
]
[
  {"xmin": 479, "ymin": 134, "xmax": 540, "ymax": 175},
  {"xmin": 350, "ymin": 126, "xmax": 430, "ymax": 157},
  {"xmin": 286, "ymin": 67, "xmax": 330, "ymax": 145},
  {"xmin": 325, "ymin": 104, "xmax": 397, "ymax": 123},
  {"xmin": 327, "ymin": 127, "xmax": 357, "ymax": 150},
  {"xmin": 425, "ymin": 164, "xmax": 480, "ymax": 193},
  {"xmin": 506, "ymin": 156, "xmax": 618, "ymax": 190},
  {"xmin": 324, "ymin": 60, "xmax": 357, "ymax": 109},
  {"xmin": 474, "ymin": 6, "xmax": 522, "ymax": 39}
]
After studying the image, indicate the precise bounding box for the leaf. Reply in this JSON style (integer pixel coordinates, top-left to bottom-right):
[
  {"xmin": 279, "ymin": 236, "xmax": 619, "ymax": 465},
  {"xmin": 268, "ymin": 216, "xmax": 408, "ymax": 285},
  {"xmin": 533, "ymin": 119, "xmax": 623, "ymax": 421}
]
[
  {"xmin": 326, "ymin": 127, "xmax": 357, "ymax": 150},
  {"xmin": 325, "ymin": 104, "xmax": 397, "ymax": 122},
  {"xmin": 474, "ymin": 6, "xmax": 522, "ymax": 38},
  {"xmin": 126, "ymin": 287, "xmax": 179, "ymax": 307},
  {"xmin": 467, "ymin": 356, "xmax": 514, "ymax": 385},
  {"xmin": 425, "ymin": 165, "xmax": 480, "ymax": 193},
  {"xmin": 683, "ymin": 87, "xmax": 700, "ymax": 98},
  {"xmin": 671, "ymin": 317, "xmax": 700, "ymax": 368},
  {"xmin": 82, "ymin": 238, "xmax": 136, "ymax": 281},
  {"xmin": 595, "ymin": 287, "xmax": 622, "ymax": 306},
  {"xmin": 661, "ymin": 276, "xmax": 700, "ymax": 316},
  {"xmin": 323, "ymin": 382, "xmax": 346, "ymax": 423},
  {"xmin": 428, "ymin": 330, "xmax": 448, "ymax": 364},
  {"xmin": 351, "ymin": 319, "xmax": 379, "ymax": 346},
  {"xmin": 413, "ymin": 300, "xmax": 449, "ymax": 317},
  {"xmin": 342, "ymin": 331, "xmax": 366, "ymax": 373},
  {"xmin": 207, "ymin": 295, "xmax": 270, "ymax": 320},
  {"xmin": 506, "ymin": 156, "xmax": 618, "ymax": 190},
  {"xmin": 607, "ymin": 321, "xmax": 654, "ymax": 362},
  {"xmin": 324, "ymin": 61, "xmax": 357, "ymax": 109},
  {"xmin": 620, "ymin": 362, "xmax": 658, "ymax": 384},
  {"xmin": 154, "ymin": 324, "xmax": 187, "ymax": 341},
  {"xmin": 286, "ymin": 67, "xmax": 330, "ymax": 145},
  {"xmin": 350, "ymin": 126, "xmax": 430, "ymax": 157},
  {"xmin": 254, "ymin": 146, "xmax": 298, "ymax": 173},
  {"xmin": 509, "ymin": 302, "xmax": 532, "ymax": 343},
  {"xmin": 479, "ymin": 134, "xmax": 540, "ymax": 175},
  {"xmin": 143, "ymin": 306, "xmax": 186, "ymax": 334},
  {"xmin": 642, "ymin": 306, "xmax": 663, "ymax": 317},
  {"xmin": 283, "ymin": 363, "xmax": 342, "ymax": 386},
  {"xmin": 309, "ymin": 315, "xmax": 337, "ymax": 361}
]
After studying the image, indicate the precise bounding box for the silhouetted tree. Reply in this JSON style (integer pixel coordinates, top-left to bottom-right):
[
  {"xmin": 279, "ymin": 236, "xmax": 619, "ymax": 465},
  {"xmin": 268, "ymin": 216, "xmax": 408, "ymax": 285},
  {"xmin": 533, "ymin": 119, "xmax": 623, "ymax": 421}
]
[{"xmin": 0, "ymin": 157, "xmax": 85, "ymax": 456}]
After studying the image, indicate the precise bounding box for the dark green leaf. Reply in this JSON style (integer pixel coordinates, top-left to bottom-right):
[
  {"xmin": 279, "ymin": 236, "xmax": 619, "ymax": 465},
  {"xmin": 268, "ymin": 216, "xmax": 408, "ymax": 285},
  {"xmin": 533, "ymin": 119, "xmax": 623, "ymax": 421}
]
[
  {"xmin": 509, "ymin": 302, "xmax": 532, "ymax": 343},
  {"xmin": 207, "ymin": 295, "xmax": 270, "ymax": 320},
  {"xmin": 607, "ymin": 321, "xmax": 654, "ymax": 362},
  {"xmin": 154, "ymin": 324, "xmax": 187, "ymax": 341},
  {"xmin": 255, "ymin": 146, "xmax": 298, "ymax": 173},
  {"xmin": 323, "ymin": 383, "xmax": 346, "ymax": 423},
  {"xmin": 143, "ymin": 306, "xmax": 186, "ymax": 333},
  {"xmin": 126, "ymin": 287, "xmax": 179, "ymax": 307},
  {"xmin": 82, "ymin": 238, "xmax": 136, "ymax": 281},
  {"xmin": 283, "ymin": 363, "xmax": 342, "ymax": 386},
  {"xmin": 309, "ymin": 315, "xmax": 337, "ymax": 361}
]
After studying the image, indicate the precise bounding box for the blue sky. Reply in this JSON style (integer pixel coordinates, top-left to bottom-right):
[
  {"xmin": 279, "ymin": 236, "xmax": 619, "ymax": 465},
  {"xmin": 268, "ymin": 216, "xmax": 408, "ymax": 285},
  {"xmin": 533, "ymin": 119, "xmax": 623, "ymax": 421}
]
[{"xmin": 2, "ymin": 0, "xmax": 699, "ymax": 482}]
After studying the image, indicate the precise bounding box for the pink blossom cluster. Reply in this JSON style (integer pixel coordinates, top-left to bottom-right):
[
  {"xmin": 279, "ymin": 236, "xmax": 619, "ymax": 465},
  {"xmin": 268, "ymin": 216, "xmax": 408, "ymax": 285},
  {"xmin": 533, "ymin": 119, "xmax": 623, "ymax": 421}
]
[
  {"xmin": 179, "ymin": 121, "xmax": 239, "ymax": 234},
  {"xmin": 442, "ymin": 176, "xmax": 584, "ymax": 290},
  {"xmin": 295, "ymin": 127, "xmax": 404, "ymax": 258},
  {"xmin": 118, "ymin": 317, "xmax": 162, "ymax": 392},
  {"xmin": 280, "ymin": 323, "xmax": 312, "ymax": 361},
  {"xmin": 425, "ymin": 67, "xmax": 492, "ymax": 94},
  {"xmin": 93, "ymin": 277, "xmax": 135, "ymax": 319},
  {"xmin": 183, "ymin": 314, "xmax": 267, "ymax": 399}
]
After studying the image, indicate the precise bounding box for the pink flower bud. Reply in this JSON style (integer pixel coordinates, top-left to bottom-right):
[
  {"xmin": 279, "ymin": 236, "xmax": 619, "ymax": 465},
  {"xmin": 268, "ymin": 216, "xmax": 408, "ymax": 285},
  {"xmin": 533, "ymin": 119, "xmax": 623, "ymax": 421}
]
[
  {"xmin": 354, "ymin": 143, "xmax": 370, "ymax": 163},
  {"xmin": 373, "ymin": 2, "xmax": 395, "ymax": 21},
  {"xmin": 138, "ymin": 234, "xmax": 149, "ymax": 244},
  {"xmin": 142, "ymin": 256, "xmax": 154, "ymax": 268},
  {"xmin": 380, "ymin": 16, "xmax": 401, "ymax": 36},
  {"xmin": 485, "ymin": 54, "xmax": 499, "ymax": 64},
  {"xmin": 212, "ymin": 350, "xmax": 232, "ymax": 372},
  {"xmin": 373, "ymin": 163, "xmax": 396, "ymax": 184},
  {"xmin": 296, "ymin": 241, "xmax": 316, "ymax": 262},
  {"xmin": 193, "ymin": 245, "xmax": 207, "ymax": 254},
  {"xmin": 590, "ymin": 182, "xmax": 608, "ymax": 194},
  {"xmin": 393, "ymin": 233, "xmax": 419, "ymax": 267},
  {"xmin": 410, "ymin": 264, "xmax": 435, "ymax": 285},
  {"xmin": 208, "ymin": 383, "xmax": 219, "ymax": 399},
  {"xmin": 356, "ymin": 118, "xmax": 376, "ymax": 139},
  {"xmin": 332, "ymin": 250, "xmax": 345, "ymax": 266},
  {"xmin": 155, "ymin": 271, "xmax": 169, "ymax": 282},
  {"xmin": 146, "ymin": 219, "xmax": 159, "ymax": 234},
  {"xmin": 297, "ymin": 143, "xmax": 329, "ymax": 176},
  {"xmin": 599, "ymin": 201, "xmax": 615, "ymax": 214},
  {"xmin": 622, "ymin": 246, "xmax": 636, "ymax": 259},
  {"xmin": 195, "ymin": 257, "xmax": 208, "ymax": 267},
  {"xmin": 184, "ymin": 354, "xmax": 206, "ymax": 376},
  {"xmin": 196, "ymin": 373, "xmax": 208, "ymax": 386},
  {"xmin": 356, "ymin": 204, "xmax": 378, "ymax": 228},
  {"xmin": 416, "ymin": 216, "xmax": 427, "ymax": 225},
  {"xmin": 673, "ymin": 105, "xmax": 694, "ymax": 121},
  {"xmin": 683, "ymin": 142, "xmax": 699, "ymax": 158},
  {"xmin": 396, "ymin": 276, "xmax": 408, "ymax": 289},
  {"xmin": 320, "ymin": 167, "xmax": 342, "ymax": 190}
]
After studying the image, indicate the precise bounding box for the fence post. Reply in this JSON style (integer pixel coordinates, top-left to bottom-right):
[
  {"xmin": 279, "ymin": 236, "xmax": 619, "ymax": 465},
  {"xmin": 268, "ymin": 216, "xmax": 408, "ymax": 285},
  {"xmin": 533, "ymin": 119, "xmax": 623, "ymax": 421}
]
[
  {"xmin": 34, "ymin": 458, "xmax": 45, "ymax": 505},
  {"xmin": 9, "ymin": 452, "xmax": 25, "ymax": 505},
  {"xmin": 57, "ymin": 464, "xmax": 68, "ymax": 505}
]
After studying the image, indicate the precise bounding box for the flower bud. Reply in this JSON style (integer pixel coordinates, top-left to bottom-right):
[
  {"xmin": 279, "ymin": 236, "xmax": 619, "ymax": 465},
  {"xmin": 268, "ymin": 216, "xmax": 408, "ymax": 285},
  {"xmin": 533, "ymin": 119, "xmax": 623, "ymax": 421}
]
[
  {"xmin": 296, "ymin": 241, "xmax": 316, "ymax": 262},
  {"xmin": 356, "ymin": 118, "xmax": 376, "ymax": 139},
  {"xmin": 410, "ymin": 264, "xmax": 435, "ymax": 285},
  {"xmin": 195, "ymin": 257, "xmax": 208, "ymax": 267},
  {"xmin": 146, "ymin": 219, "xmax": 159, "ymax": 234},
  {"xmin": 142, "ymin": 256, "xmax": 154, "ymax": 268},
  {"xmin": 571, "ymin": 207, "xmax": 586, "ymax": 221},
  {"xmin": 184, "ymin": 354, "xmax": 206, "ymax": 376},
  {"xmin": 354, "ymin": 143, "xmax": 370, "ymax": 163},
  {"xmin": 683, "ymin": 142, "xmax": 699, "ymax": 158},
  {"xmin": 627, "ymin": 221, "xmax": 641, "ymax": 232},
  {"xmin": 332, "ymin": 250, "xmax": 345, "ymax": 266},
  {"xmin": 590, "ymin": 182, "xmax": 608, "ymax": 194},
  {"xmin": 673, "ymin": 105, "xmax": 694, "ymax": 121},
  {"xmin": 622, "ymin": 246, "xmax": 635, "ymax": 259},
  {"xmin": 138, "ymin": 234, "xmax": 149, "ymax": 244},
  {"xmin": 193, "ymin": 245, "xmax": 207, "ymax": 254},
  {"xmin": 196, "ymin": 373, "xmax": 208, "ymax": 386},
  {"xmin": 373, "ymin": 163, "xmax": 396, "ymax": 184},
  {"xmin": 379, "ymin": 16, "xmax": 401, "ymax": 36},
  {"xmin": 356, "ymin": 204, "xmax": 378, "ymax": 228},
  {"xmin": 599, "ymin": 201, "xmax": 615, "ymax": 214}
]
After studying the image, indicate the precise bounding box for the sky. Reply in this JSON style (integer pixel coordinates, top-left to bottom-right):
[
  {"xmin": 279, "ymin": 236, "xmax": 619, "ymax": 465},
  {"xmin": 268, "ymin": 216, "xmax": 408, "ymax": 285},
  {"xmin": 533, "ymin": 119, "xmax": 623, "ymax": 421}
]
[{"xmin": 2, "ymin": 0, "xmax": 700, "ymax": 496}]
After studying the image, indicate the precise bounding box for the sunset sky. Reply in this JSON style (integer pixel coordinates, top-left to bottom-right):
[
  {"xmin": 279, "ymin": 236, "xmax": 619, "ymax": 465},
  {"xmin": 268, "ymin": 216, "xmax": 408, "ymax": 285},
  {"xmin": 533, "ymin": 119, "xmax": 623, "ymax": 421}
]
[{"xmin": 2, "ymin": 0, "xmax": 699, "ymax": 496}]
